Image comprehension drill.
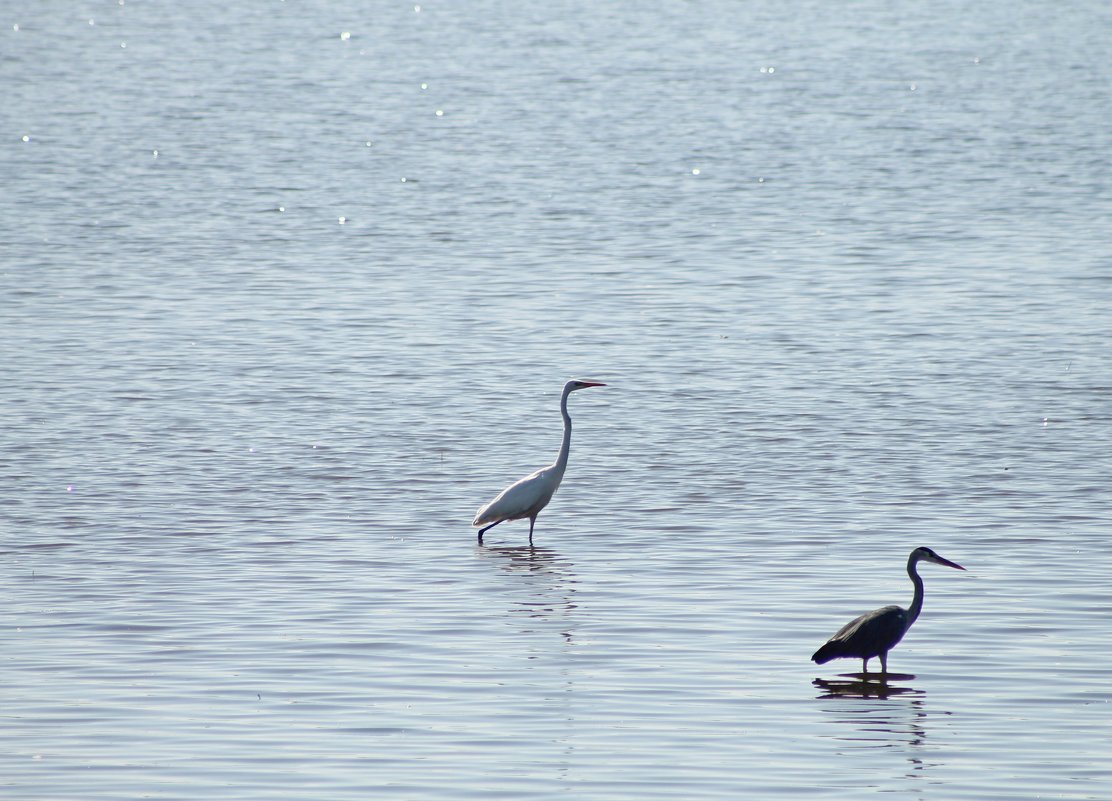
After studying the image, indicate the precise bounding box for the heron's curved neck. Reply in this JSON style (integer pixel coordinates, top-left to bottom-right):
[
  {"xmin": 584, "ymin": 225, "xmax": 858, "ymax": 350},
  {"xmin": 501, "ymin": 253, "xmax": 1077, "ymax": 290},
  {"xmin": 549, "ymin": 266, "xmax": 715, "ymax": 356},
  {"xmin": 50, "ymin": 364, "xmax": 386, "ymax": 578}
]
[
  {"xmin": 906, "ymin": 556, "xmax": 926, "ymax": 626},
  {"xmin": 553, "ymin": 387, "xmax": 573, "ymax": 473}
]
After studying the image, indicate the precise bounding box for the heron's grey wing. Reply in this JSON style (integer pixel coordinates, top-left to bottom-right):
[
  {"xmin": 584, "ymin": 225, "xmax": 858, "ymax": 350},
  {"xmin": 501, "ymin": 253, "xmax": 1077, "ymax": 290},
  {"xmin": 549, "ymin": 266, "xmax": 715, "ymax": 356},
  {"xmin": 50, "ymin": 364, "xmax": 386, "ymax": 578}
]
[{"xmin": 832, "ymin": 605, "xmax": 908, "ymax": 651}]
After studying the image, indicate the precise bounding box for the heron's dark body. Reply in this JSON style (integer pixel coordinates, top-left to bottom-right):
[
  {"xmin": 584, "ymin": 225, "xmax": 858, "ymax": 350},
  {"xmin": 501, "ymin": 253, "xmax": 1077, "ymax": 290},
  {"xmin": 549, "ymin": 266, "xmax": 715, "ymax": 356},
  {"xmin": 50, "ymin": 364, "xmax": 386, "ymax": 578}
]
[
  {"xmin": 811, "ymin": 605, "xmax": 909, "ymax": 665},
  {"xmin": 810, "ymin": 546, "xmax": 965, "ymax": 674}
]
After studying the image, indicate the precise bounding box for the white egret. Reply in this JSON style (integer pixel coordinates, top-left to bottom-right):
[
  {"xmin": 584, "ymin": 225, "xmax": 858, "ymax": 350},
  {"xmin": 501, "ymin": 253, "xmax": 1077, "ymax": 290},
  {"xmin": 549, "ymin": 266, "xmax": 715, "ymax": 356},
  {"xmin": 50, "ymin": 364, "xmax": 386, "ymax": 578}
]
[{"xmin": 473, "ymin": 379, "xmax": 606, "ymax": 545}]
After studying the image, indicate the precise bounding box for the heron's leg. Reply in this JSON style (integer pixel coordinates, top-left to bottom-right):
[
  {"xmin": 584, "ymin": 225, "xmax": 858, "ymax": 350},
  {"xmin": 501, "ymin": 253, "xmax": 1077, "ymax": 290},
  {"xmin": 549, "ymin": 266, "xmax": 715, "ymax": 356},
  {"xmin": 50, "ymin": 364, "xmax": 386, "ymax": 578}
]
[
  {"xmin": 527, "ymin": 516, "xmax": 536, "ymax": 547},
  {"xmin": 879, "ymin": 652, "xmax": 888, "ymax": 674},
  {"xmin": 862, "ymin": 657, "xmax": 869, "ymax": 674},
  {"xmin": 478, "ymin": 519, "xmax": 503, "ymax": 543}
]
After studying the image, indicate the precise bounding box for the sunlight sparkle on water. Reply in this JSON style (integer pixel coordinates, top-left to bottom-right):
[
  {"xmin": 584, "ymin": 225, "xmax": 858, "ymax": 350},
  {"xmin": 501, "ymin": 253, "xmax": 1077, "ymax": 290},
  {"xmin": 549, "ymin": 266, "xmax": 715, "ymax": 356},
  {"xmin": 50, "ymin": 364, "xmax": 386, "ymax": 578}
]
[{"xmin": 6, "ymin": 5, "xmax": 1110, "ymax": 798}]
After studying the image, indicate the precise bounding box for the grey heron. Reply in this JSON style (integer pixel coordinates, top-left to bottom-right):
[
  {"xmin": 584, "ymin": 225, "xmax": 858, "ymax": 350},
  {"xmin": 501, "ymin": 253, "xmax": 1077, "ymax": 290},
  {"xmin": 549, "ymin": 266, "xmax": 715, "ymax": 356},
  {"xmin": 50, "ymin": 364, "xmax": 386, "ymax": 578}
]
[{"xmin": 811, "ymin": 546, "xmax": 965, "ymax": 674}]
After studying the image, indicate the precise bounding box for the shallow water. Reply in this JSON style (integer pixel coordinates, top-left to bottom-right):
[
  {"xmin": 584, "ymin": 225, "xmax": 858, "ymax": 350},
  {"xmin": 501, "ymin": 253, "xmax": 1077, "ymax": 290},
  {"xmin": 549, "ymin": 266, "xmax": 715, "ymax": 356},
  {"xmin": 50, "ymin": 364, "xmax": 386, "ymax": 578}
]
[{"xmin": 3, "ymin": 1, "xmax": 1111, "ymax": 798}]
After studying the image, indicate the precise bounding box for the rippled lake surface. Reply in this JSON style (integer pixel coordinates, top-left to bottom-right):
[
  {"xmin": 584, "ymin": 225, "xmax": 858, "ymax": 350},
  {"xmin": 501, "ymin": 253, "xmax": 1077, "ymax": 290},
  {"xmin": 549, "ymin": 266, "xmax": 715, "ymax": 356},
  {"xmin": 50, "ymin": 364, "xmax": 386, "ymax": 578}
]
[{"xmin": 3, "ymin": 1, "xmax": 1111, "ymax": 798}]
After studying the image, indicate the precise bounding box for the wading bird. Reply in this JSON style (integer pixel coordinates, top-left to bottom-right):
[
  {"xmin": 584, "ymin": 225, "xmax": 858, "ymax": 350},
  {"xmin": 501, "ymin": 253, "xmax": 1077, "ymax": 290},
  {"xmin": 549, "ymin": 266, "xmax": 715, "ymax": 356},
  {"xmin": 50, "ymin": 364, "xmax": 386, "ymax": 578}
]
[
  {"xmin": 473, "ymin": 379, "xmax": 606, "ymax": 546},
  {"xmin": 811, "ymin": 546, "xmax": 965, "ymax": 674}
]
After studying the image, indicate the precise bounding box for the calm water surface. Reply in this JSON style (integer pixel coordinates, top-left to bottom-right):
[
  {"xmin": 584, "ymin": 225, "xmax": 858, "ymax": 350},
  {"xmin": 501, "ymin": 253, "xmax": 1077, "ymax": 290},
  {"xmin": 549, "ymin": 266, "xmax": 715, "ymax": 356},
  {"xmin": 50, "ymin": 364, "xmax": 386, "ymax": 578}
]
[{"xmin": 3, "ymin": 1, "xmax": 1111, "ymax": 799}]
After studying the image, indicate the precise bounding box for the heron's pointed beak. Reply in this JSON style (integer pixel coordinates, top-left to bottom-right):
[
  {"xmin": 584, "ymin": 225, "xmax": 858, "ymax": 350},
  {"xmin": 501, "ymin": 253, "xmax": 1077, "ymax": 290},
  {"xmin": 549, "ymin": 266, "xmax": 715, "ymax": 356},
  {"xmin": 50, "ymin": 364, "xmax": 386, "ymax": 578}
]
[
  {"xmin": 581, "ymin": 381, "xmax": 607, "ymax": 387},
  {"xmin": 938, "ymin": 556, "xmax": 965, "ymax": 571}
]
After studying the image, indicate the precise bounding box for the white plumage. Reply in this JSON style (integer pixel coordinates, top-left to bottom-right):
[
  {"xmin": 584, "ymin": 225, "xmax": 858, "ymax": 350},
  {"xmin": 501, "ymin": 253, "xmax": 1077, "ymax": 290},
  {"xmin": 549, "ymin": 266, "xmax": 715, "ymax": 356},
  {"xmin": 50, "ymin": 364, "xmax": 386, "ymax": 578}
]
[{"xmin": 473, "ymin": 379, "xmax": 606, "ymax": 545}]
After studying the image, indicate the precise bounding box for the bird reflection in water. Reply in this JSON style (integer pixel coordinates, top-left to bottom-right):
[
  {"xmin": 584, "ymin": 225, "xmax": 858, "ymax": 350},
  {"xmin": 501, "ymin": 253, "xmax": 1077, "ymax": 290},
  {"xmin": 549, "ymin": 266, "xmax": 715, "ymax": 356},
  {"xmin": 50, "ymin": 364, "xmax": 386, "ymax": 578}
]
[
  {"xmin": 813, "ymin": 674, "xmax": 921, "ymax": 700},
  {"xmin": 478, "ymin": 544, "xmax": 579, "ymax": 783},
  {"xmin": 477, "ymin": 545, "xmax": 578, "ymax": 632},
  {"xmin": 814, "ymin": 679, "xmax": 940, "ymax": 784}
]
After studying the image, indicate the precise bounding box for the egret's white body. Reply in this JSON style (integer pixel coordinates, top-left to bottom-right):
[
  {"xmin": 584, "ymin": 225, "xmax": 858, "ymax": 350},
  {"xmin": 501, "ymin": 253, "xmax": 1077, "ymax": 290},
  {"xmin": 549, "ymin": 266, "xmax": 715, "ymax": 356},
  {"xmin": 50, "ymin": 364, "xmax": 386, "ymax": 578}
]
[{"xmin": 473, "ymin": 379, "xmax": 605, "ymax": 545}]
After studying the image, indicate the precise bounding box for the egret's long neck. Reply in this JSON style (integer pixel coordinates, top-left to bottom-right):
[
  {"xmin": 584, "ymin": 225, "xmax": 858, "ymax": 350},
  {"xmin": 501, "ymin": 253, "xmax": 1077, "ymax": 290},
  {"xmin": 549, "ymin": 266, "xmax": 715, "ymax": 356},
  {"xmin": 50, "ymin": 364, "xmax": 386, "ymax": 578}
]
[
  {"xmin": 906, "ymin": 555, "xmax": 926, "ymax": 627},
  {"xmin": 553, "ymin": 387, "xmax": 573, "ymax": 474}
]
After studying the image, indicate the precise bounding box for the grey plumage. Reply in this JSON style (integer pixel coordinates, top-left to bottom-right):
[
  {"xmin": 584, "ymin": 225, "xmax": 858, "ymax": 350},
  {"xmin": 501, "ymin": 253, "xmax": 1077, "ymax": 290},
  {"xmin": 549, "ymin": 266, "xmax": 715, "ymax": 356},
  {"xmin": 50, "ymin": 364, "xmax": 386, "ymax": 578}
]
[{"xmin": 811, "ymin": 546, "xmax": 965, "ymax": 674}]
